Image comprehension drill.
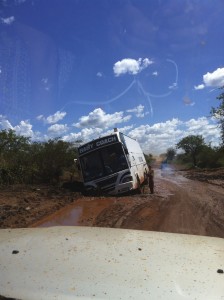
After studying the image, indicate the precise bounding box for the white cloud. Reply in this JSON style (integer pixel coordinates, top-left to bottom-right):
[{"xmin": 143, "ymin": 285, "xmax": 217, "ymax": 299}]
[
  {"xmin": 80, "ymin": 127, "xmax": 103, "ymax": 140},
  {"xmin": 47, "ymin": 124, "xmax": 69, "ymax": 136},
  {"xmin": 14, "ymin": 120, "xmax": 34, "ymax": 138},
  {"xmin": 152, "ymin": 71, "xmax": 158, "ymax": 76},
  {"xmin": 185, "ymin": 117, "xmax": 208, "ymax": 130},
  {"xmin": 203, "ymin": 67, "xmax": 224, "ymax": 87},
  {"xmin": 62, "ymin": 132, "xmax": 82, "ymax": 143},
  {"xmin": 37, "ymin": 111, "xmax": 67, "ymax": 124},
  {"xmin": 113, "ymin": 58, "xmax": 153, "ymax": 77},
  {"xmin": 1, "ymin": 16, "xmax": 15, "ymax": 25},
  {"xmin": 1, "ymin": 112, "xmax": 221, "ymax": 156},
  {"xmin": 127, "ymin": 117, "xmax": 220, "ymax": 155},
  {"xmin": 73, "ymin": 108, "xmax": 131, "ymax": 129},
  {"xmin": 196, "ymin": 67, "xmax": 224, "ymax": 90},
  {"xmin": 114, "ymin": 125, "xmax": 133, "ymax": 133},
  {"xmin": 102, "ymin": 126, "xmax": 134, "ymax": 138},
  {"xmin": 96, "ymin": 72, "xmax": 103, "ymax": 77},
  {"xmin": 194, "ymin": 84, "xmax": 205, "ymax": 90},
  {"xmin": 0, "ymin": 115, "xmax": 13, "ymax": 130},
  {"xmin": 63, "ymin": 128, "xmax": 103, "ymax": 143},
  {"xmin": 126, "ymin": 104, "xmax": 145, "ymax": 118},
  {"xmin": 36, "ymin": 115, "xmax": 44, "ymax": 121},
  {"xmin": 53, "ymin": 116, "xmax": 220, "ymax": 155}
]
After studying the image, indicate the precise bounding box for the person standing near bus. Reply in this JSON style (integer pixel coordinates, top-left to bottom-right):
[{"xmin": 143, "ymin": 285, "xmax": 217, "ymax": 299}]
[{"xmin": 148, "ymin": 165, "xmax": 154, "ymax": 194}]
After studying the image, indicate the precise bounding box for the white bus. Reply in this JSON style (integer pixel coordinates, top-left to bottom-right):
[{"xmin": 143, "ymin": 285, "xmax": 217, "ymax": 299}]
[{"xmin": 77, "ymin": 129, "xmax": 149, "ymax": 195}]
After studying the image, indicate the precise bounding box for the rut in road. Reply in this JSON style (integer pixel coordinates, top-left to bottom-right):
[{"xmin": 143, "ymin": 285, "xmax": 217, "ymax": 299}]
[
  {"xmin": 155, "ymin": 182, "xmax": 208, "ymax": 236},
  {"xmin": 95, "ymin": 173, "xmax": 224, "ymax": 238},
  {"xmin": 34, "ymin": 170, "xmax": 224, "ymax": 238}
]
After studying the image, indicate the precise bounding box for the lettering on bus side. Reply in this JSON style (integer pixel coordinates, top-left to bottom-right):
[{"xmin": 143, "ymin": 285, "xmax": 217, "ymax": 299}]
[
  {"xmin": 78, "ymin": 135, "xmax": 118, "ymax": 155},
  {"xmin": 96, "ymin": 136, "xmax": 117, "ymax": 147},
  {"xmin": 79, "ymin": 143, "xmax": 93, "ymax": 154}
]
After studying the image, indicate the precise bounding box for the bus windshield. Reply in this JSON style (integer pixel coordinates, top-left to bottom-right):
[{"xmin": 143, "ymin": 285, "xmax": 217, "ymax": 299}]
[{"xmin": 80, "ymin": 143, "xmax": 128, "ymax": 182}]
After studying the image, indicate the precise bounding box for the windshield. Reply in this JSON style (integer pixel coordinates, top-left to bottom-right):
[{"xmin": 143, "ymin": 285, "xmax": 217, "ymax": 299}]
[
  {"xmin": 1, "ymin": 2, "xmax": 224, "ymax": 299},
  {"xmin": 0, "ymin": 0, "xmax": 223, "ymax": 151},
  {"xmin": 80, "ymin": 143, "xmax": 128, "ymax": 181}
]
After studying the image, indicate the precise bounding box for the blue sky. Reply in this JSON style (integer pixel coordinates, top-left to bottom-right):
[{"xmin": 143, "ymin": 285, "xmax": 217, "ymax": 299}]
[{"xmin": 0, "ymin": 0, "xmax": 224, "ymax": 154}]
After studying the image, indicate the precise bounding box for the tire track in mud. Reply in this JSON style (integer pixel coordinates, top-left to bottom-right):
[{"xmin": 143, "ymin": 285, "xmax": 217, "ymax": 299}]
[{"xmin": 94, "ymin": 173, "xmax": 224, "ymax": 238}]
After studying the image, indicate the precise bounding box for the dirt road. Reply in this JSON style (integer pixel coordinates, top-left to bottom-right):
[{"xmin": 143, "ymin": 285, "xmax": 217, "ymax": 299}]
[
  {"xmin": 34, "ymin": 169, "xmax": 224, "ymax": 238},
  {"xmin": 1, "ymin": 168, "xmax": 224, "ymax": 238}
]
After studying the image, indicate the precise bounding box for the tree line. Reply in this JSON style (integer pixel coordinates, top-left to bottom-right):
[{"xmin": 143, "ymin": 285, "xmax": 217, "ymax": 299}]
[
  {"xmin": 163, "ymin": 135, "xmax": 224, "ymax": 168},
  {"xmin": 162, "ymin": 87, "xmax": 224, "ymax": 168},
  {"xmin": 0, "ymin": 130, "xmax": 78, "ymax": 185}
]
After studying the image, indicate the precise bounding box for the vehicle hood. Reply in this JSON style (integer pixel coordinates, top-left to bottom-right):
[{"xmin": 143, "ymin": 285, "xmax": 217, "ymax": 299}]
[{"xmin": 0, "ymin": 226, "xmax": 223, "ymax": 299}]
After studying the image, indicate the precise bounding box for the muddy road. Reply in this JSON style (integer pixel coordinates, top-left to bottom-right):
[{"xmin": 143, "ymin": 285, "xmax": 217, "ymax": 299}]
[{"xmin": 30, "ymin": 169, "xmax": 224, "ymax": 238}]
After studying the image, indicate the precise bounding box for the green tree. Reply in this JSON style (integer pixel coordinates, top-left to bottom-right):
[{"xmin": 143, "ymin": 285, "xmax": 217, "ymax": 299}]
[
  {"xmin": 0, "ymin": 130, "xmax": 30, "ymax": 184},
  {"xmin": 176, "ymin": 135, "xmax": 205, "ymax": 167},
  {"xmin": 211, "ymin": 86, "xmax": 224, "ymax": 146},
  {"xmin": 0, "ymin": 130, "xmax": 79, "ymax": 185},
  {"xmin": 197, "ymin": 145, "xmax": 224, "ymax": 168},
  {"xmin": 36, "ymin": 139, "xmax": 77, "ymax": 184},
  {"xmin": 0, "ymin": 129, "xmax": 30, "ymax": 154},
  {"xmin": 166, "ymin": 147, "xmax": 176, "ymax": 162}
]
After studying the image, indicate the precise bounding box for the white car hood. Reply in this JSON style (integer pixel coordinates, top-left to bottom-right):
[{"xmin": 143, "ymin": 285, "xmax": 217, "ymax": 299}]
[{"xmin": 0, "ymin": 226, "xmax": 224, "ymax": 299}]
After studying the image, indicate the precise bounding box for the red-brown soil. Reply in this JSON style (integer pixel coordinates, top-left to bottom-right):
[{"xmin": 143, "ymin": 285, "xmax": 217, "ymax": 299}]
[{"xmin": 1, "ymin": 168, "xmax": 224, "ymax": 238}]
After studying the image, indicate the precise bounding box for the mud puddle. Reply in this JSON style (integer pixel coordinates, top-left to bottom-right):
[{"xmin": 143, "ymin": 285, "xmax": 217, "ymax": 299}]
[{"xmin": 33, "ymin": 197, "xmax": 117, "ymax": 227}]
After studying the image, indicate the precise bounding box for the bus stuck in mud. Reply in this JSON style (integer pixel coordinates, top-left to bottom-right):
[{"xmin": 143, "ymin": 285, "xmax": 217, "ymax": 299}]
[{"xmin": 76, "ymin": 129, "xmax": 149, "ymax": 195}]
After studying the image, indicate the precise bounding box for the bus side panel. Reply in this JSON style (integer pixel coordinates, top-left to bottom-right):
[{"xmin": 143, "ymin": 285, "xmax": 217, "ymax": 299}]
[{"xmin": 123, "ymin": 135, "xmax": 149, "ymax": 187}]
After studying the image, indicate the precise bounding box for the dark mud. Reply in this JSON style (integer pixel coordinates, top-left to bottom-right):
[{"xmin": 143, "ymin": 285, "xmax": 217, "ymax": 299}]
[{"xmin": 1, "ymin": 169, "xmax": 224, "ymax": 238}]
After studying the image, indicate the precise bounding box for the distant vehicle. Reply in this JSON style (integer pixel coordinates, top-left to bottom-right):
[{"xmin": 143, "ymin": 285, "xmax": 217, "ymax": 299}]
[
  {"xmin": 76, "ymin": 128, "xmax": 149, "ymax": 195},
  {"xmin": 160, "ymin": 161, "xmax": 174, "ymax": 176}
]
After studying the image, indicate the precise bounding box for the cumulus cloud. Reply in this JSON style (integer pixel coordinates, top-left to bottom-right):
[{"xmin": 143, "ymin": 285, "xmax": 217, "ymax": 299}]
[
  {"xmin": 1, "ymin": 111, "xmax": 220, "ymax": 156},
  {"xmin": 37, "ymin": 111, "xmax": 67, "ymax": 124},
  {"xmin": 194, "ymin": 84, "xmax": 205, "ymax": 90},
  {"xmin": 73, "ymin": 108, "xmax": 131, "ymax": 129},
  {"xmin": 47, "ymin": 124, "xmax": 69, "ymax": 136},
  {"xmin": 14, "ymin": 120, "xmax": 34, "ymax": 138},
  {"xmin": 0, "ymin": 116, "xmax": 38, "ymax": 139},
  {"xmin": 126, "ymin": 104, "xmax": 145, "ymax": 118},
  {"xmin": 62, "ymin": 132, "xmax": 82, "ymax": 143},
  {"xmin": 81, "ymin": 127, "xmax": 103, "ymax": 140},
  {"xmin": 203, "ymin": 67, "xmax": 224, "ymax": 87},
  {"xmin": 35, "ymin": 114, "xmax": 220, "ymax": 155},
  {"xmin": 152, "ymin": 71, "xmax": 158, "ymax": 76},
  {"xmin": 195, "ymin": 67, "xmax": 224, "ymax": 90},
  {"xmin": 185, "ymin": 117, "xmax": 212, "ymax": 133},
  {"xmin": 127, "ymin": 117, "xmax": 220, "ymax": 155},
  {"xmin": 113, "ymin": 58, "xmax": 153, "ymax": 77},
  {"xmin": 63, "ymin": 128, "xmax": 103, "ymax": 143},
  {"xmin": 1, "ymin": 16, "xmax": 15, "ymax": 25},
  {"xmin": 0, "ymin": 115, "xmax": 13, "ymax": 130}
]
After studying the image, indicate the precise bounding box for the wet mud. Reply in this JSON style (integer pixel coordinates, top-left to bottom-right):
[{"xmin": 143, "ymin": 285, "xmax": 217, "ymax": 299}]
[{"xmin": 1, "ymin": 168, "xmax": 224, "ymax": 238}]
